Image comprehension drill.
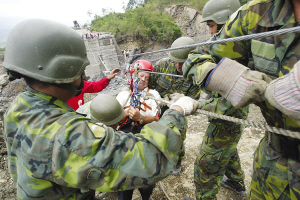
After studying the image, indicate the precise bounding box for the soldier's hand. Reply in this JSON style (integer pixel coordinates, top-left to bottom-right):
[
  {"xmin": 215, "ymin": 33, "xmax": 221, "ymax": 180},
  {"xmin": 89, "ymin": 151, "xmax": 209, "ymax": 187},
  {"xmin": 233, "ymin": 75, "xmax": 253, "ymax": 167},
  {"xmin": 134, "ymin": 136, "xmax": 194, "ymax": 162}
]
[
  {"xmin": 169, "ymin": 93, "xmax": 185, "ymax": 104},
  {"xmin": 205, "ymin": 57, "xmax": 272, "ymax": 108},
  {"xmin": 264, "ymin": 61, "xmax": 300, "ymax": 125},
  {"xmin": 170, "ymin": 96, "xmax": 200, "ymax": 115}
]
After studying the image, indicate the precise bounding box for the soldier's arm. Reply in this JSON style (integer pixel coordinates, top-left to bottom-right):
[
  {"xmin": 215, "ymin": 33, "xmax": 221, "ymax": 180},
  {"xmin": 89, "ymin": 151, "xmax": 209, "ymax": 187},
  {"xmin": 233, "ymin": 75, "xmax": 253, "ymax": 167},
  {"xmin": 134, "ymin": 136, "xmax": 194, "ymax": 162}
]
[
  {"xmin": 183, "ymin": 2, "xmax": 257, "ymax": 89},
  {"xmin": 199, "ymin": 94, "xmax": 248, "ymax": 118},
  {"xmin": 148, "ymin": 60, "xmax": 161, "ymax": 89},
  {"xmin": 52, "ymin": 109, "xmax": 186, "ymax": 192}
]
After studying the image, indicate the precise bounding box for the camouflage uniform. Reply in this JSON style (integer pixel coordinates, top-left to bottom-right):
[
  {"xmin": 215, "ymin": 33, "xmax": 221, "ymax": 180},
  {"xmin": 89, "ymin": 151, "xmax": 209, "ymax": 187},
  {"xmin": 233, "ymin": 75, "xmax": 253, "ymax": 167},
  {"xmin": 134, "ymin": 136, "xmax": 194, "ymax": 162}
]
[
  {"xmin": 149, "ymin": 58, "xmax": 201, "ymax": 161},
  {"xmin": 193, "ymin": 92, "xmax": 248, "ymax": 199},
  {"xmin": 184, "ymin": 0, "xmax": 300, "ymax": 199},
  {"xmin": 4, "ymin": 87, "xmax": 187, "ymax": 200},
  {"xmin": 239, "ymin": 0, "xmax": 250, "ymax": 6},
  {"xmin": 149, "ymin": 58, "xmax": 201, "ymax": 100}
]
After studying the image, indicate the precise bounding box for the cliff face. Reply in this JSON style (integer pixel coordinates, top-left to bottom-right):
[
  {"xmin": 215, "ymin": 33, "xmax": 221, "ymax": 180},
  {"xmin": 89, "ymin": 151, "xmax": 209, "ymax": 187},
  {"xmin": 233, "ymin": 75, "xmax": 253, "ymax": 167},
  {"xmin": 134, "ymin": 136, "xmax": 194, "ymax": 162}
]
[{"xmin": 164, "ymin": 5, "xmax": 210, "ymax": 42}]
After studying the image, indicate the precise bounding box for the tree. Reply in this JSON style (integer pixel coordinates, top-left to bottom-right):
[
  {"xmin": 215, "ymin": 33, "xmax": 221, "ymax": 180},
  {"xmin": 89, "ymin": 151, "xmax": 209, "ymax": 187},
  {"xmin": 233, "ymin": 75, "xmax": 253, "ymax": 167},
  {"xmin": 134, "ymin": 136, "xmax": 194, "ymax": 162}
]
[{"xmin": 126, "ymin": 0, "xmax": 144, "ymax": 9}]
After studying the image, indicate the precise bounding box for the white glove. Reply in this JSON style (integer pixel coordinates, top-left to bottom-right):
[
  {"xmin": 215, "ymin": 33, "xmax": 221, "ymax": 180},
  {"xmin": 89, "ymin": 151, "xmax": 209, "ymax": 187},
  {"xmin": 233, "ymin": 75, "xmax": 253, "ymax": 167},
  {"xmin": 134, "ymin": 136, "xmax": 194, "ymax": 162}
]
[
  {"xmin": 169, "ymin": 93, "xmax": 185, "ymax": 104},
  {"xmin": 205, "ymin": 57, "xmax": 272, "ymax": 108},
  {"xmin": 170, "ymin": 96, "xmax": 200, "ymax": 115},
  {"xmin": 264, "ymin": 61, "xmax": 300, "ymax": 125}
]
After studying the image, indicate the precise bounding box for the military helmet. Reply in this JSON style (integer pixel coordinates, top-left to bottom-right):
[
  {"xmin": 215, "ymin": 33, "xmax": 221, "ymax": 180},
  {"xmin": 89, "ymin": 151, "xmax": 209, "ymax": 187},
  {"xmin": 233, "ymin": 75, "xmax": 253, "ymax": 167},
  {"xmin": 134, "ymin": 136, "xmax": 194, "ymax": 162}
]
[
  {"xmin": 2, "ymin": 19, "xmax": 90, "ymax": 83},
  {"xmin": 169, "ymin": 37, "xmax": 196, "ymax": 63},
  {"xmin": 90, "ymin": 94, "xmax": 124, "ymax": 126},
  {"xmin": 200, "ymin": 0, "xmax": 241, "ymax": 24},
  {"xmin": 133, "ymin": 60, "xmax": 153, "ymax": 71}
]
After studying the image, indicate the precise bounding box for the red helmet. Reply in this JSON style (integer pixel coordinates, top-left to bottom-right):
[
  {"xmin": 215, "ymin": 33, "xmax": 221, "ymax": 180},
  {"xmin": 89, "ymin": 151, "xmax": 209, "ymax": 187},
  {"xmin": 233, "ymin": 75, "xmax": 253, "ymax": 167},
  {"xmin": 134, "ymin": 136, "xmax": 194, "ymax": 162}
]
[{"xmin": 133, "ymin": 60, "xmax": 153, "ymax": 71}]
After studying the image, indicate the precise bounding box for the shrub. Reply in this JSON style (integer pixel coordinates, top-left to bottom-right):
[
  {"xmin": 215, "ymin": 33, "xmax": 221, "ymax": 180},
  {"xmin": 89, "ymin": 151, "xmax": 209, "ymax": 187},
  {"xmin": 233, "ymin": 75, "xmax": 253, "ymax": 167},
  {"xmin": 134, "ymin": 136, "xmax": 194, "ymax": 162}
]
[{"xmin": 91, "ymin": 2, "xmax": 182, "ymax": 46}]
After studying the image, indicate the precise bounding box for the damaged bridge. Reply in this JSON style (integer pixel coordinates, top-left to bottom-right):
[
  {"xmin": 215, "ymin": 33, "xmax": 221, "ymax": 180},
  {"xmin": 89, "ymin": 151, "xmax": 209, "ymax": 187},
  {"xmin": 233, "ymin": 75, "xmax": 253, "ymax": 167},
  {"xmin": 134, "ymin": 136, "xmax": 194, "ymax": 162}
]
[{"xmin": 77, "ymin": 30, "xmax": 125, "ymax": 79}]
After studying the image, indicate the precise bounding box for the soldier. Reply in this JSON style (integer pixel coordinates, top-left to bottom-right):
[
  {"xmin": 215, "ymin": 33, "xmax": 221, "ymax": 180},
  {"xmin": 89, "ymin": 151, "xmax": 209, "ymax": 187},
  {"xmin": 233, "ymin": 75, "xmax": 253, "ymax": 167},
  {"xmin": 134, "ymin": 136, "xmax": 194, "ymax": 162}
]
[
  {"xmin": 184, "ymin": 1, "xmax": 248, "ymax": 200},
  {"xmin": 149, "ymin": 36, "xmax": 201, "ymax": 175},
  {"xmin": 2, "ymin": 19, "xmax": 199, "ymax": 200},
  {"xmin": 200, "ymin": 0, "xmax": 241, "ymax": 37},
  {"xmin": 149, "ymin": 37, "xmax": 200, "ymax": 101},
  {"xmin": 182, "ymin": 0, "xmax": 300, "ymax": 199},
  {"xmin": 88, "ymin": 94, "xmax": 125, "ymax": 130}
]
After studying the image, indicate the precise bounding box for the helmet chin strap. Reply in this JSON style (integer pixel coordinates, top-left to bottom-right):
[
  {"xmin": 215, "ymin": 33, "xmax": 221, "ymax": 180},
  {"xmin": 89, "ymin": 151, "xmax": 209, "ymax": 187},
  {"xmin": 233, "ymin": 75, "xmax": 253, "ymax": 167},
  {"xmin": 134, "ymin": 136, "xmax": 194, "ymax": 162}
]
[
  {"xmin": 49, "ymin": 73, "xmax": 85, "ymax": 96},
  {"xmin": 217, "ymin": 24, "xmax": 224, "ymax": 32}
]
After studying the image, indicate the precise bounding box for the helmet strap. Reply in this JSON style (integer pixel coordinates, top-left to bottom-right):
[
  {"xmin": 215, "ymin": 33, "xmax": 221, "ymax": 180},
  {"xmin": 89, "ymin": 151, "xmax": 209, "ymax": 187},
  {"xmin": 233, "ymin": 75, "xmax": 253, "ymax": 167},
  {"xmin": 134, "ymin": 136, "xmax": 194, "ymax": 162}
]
[
  {"xmin": 217, "ymin": 24, "xmax": 224, "ymax": 32},
  {"xmin": 49, "ymin": 74, "xmax": 85, "ymax": 96},
  {"xmin": 7, "ymin": 70, "xmax": 22, "ymax": 81}
]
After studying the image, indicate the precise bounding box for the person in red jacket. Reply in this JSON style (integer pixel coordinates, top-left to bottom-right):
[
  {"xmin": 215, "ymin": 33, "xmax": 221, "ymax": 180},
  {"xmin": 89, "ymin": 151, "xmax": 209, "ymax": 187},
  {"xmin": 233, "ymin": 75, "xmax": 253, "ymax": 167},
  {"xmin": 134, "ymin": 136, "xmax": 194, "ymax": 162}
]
[{"xmin": 67, "ymin": 68, "xmax": 121, "ymax": 110}]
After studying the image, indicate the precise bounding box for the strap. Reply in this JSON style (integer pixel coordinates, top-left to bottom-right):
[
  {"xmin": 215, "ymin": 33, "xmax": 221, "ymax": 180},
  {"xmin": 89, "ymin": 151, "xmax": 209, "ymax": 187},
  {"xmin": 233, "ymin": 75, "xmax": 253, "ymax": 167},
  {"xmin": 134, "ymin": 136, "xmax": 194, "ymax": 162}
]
[{"xmin": 139, "ymin": 101, "xmax": 152, "ymax": 112}]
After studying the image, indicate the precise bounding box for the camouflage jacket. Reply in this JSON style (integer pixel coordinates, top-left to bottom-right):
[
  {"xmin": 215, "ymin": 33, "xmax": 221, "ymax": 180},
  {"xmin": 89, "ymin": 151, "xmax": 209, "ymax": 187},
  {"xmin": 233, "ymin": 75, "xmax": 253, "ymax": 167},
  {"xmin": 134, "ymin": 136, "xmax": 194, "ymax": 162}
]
[
  {"xmin": 148, "ymin": 58, "xmax": 201, "ymax": 100},
  {"xmin": 4, "ymin": 87, "xmax": 187, "ymax": 200},
  {"xmin": 199, "ymin": 93, "xmax": 249, "ymax": 122},
  {"xmin": 184, "ymin": 0, "xmax": 300, "ymax": 132}
]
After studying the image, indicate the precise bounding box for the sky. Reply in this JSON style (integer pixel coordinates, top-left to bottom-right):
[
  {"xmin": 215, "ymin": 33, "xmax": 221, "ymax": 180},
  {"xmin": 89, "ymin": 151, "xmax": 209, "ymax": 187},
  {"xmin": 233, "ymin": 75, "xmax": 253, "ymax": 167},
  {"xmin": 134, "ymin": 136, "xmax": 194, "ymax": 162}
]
[{"xmin": 0, "ymin": 0, "xmax": 129, "ymax": 41}]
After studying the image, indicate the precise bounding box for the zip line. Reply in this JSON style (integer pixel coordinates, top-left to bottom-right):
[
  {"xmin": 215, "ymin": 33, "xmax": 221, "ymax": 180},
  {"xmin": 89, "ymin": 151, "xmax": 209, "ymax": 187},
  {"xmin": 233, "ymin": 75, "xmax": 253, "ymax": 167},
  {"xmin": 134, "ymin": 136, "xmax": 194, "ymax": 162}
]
[{"xmin": 128, "ymin": 26, "xmax": 300, "ymax": 57}]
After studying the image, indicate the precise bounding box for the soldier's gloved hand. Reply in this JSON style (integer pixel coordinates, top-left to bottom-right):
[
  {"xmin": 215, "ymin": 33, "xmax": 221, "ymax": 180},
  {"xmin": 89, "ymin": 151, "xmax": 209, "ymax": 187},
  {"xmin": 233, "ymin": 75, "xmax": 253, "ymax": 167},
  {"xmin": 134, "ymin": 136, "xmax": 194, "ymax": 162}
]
[
  {"xmin": 169, "ymin": 93, "xmax": 185, "ymax": 104},
  {"xmin": 205, "ymin": 57, "xmax": 272, "ymax": 108},
  {"xmin": 264, "ymin": 61, "xmax": 300, "ymax": 125},
  {"xmin": 182, "ymin": 54, "xmax": 215, "ymax": 84},
  {"xmin": 170, "ymin": 96, "xmax": 200, "ymax": 115}
]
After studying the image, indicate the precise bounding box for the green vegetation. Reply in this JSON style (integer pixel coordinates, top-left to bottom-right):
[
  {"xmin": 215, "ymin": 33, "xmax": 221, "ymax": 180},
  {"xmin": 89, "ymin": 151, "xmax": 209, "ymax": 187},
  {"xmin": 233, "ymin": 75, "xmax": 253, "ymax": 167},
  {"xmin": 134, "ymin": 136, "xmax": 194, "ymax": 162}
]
[
  {"xmin": 91, "ymin": 1, "xmax": 183, "ymax": 46},
  {"xmin": 0, "ymin": 47, "xmax": 5, "ymax": 51}
]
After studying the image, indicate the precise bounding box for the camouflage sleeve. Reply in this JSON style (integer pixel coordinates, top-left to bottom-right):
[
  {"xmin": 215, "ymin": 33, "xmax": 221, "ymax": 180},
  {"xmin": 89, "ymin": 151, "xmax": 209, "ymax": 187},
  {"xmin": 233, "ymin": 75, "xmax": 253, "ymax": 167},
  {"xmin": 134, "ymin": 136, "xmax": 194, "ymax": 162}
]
[
  {"xmin": 209, "ymin": 1, "xmax": 259, "ymax": 66},
  {"xmin": 148, "ymin": 59, "xmax": 162, "ymax": 89},
  {"xmin": 183, "ymin": 2, "xmax": 260, "ymax": 86},
  {"xmin": 199, "ymin": 95, "xmax": 247, "ymax": 117},
  {"xmin": 52, "ymin": 109, "xmax": 186, "ymax": 192}
]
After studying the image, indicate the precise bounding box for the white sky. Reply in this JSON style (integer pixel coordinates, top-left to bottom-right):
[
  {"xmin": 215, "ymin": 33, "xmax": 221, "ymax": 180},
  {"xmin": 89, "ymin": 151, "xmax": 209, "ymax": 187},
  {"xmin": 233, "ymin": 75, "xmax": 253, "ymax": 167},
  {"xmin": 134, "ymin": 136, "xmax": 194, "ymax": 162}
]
[{"xmin": 0, "ymin": 0, "xmax": 129, "ymax": 29}]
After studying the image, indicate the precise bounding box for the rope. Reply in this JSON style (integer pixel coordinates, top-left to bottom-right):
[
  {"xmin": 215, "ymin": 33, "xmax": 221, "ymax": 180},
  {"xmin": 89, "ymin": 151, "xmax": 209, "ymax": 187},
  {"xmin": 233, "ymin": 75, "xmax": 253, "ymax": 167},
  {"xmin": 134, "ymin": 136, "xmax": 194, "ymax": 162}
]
[
  {"xmin": 143, "ymin": 95, "xmax": 300, "ymax": 140},
  {"xmin": 130, "ymin": 26, "xmax": 300, "ymax": 57},
  {"xmin": 139, "ymin": 70, "xmax": 183, "ymax": 77},
  {"xmin": 120, "ymin": 26, "xmax": 300, "ymax": 138}
]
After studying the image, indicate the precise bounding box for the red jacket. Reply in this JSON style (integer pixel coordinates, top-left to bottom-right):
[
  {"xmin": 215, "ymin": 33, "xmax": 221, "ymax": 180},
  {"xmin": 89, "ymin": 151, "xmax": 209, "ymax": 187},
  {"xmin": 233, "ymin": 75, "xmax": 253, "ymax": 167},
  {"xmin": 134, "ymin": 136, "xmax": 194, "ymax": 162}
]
[{"xmin": 67, "ymin": 78, "xmax": 110, "ymax": 110}]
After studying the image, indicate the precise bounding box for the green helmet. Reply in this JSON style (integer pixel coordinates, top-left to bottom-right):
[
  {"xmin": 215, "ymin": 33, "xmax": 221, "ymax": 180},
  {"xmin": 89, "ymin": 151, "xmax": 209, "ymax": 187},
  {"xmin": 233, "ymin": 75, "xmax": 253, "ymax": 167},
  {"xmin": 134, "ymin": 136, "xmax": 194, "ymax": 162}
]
[
  {"xmin": 2, "ymin": 19, "xmax": 90, "ymax": 83},
  {"xmin": 200, "ymin": 0, "xmax": 241, "ymax": 24},
  {"xmin": 169, "ymin": 37, "xmax": 196, "ymax": 63},
  {"xmin": 90, "ymin": 94, "xmax": 124, "ymax": 126}
]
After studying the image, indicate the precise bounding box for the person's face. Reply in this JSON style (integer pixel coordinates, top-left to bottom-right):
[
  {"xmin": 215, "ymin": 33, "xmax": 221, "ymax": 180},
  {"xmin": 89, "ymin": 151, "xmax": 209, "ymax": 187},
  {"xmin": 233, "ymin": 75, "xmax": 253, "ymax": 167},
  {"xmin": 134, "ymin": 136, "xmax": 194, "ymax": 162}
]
[
  {"xmin": 138, "ymin": 71, "xmax": 150, "ymax": 90},
  {"xmin": 206, "ymin": 20, "xmax": 218, "ymax": 37},
  {"xmin": 174, "ymin": 62, "xmax": 184, "ymax": 74}
]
